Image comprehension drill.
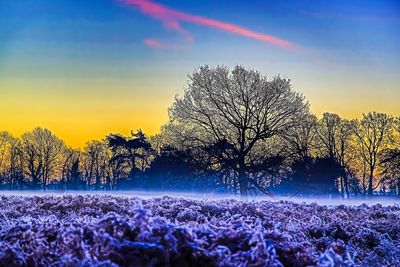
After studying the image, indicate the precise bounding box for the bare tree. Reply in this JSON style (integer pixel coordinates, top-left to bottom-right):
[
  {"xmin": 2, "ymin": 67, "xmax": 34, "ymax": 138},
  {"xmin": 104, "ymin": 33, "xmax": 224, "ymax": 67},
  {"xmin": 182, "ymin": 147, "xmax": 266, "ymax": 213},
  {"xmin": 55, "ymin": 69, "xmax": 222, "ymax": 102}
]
[
  {"xmin": 316, "ymin": 113, "xmax": 356, "ymax": 198},
  {"xmin": 7, "ymin": 134, "xmax": 24, "ymax": 188},
  {"xmin": 82, "ymin": 140, "xmax": 109, "ymax": 190},
  {"xmin": 0, "ymin": 131, "xmax": 23, "ymax": 188},
  {"xmin": 20, "ymin": 128, "xmax": 65, "ymax": 189},
  {"xmin": 0, "ymin": 131, "xmax": 13, "ymax": 180},
  {"xmin": 354, "ymin": 112, "xmax": 394, "ymax": 195},
  {"xmin": 317, "ymin": 113, "xmax": 341, "ymax": 158},
  {"xmin": 61, "ymin": 147, "xmax": 82, "ymax": 189},
  {"xmin": 380, "ymin": 117, "xmax": 400, "ymax": 195},
  {"xmin": 282, "ymin": 113, "xmax": 318, "ymax": 162},
  {"xmin": 335, "ymin": 119, "xmax": 356, "ymax": 197},
  {"xmin": 168, "ymin": 65, "xmax": 309, "ymax": 198}
]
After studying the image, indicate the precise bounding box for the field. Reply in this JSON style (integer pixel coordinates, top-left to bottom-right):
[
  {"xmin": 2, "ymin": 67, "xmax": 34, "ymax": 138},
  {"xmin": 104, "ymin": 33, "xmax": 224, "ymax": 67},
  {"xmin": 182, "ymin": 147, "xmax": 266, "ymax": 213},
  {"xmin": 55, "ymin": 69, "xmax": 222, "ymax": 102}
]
[{"xmin": 0, "ymin": 194, "xmax": 399, "ymax": 266}]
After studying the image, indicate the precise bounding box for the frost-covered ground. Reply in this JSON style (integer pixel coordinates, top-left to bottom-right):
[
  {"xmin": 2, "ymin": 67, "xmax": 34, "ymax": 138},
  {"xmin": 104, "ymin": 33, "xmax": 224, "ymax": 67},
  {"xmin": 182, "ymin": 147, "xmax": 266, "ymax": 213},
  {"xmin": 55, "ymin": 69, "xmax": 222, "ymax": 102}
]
[{"xmin": 0, "ymin": 194, "xmax": 399, "ymax": 266}]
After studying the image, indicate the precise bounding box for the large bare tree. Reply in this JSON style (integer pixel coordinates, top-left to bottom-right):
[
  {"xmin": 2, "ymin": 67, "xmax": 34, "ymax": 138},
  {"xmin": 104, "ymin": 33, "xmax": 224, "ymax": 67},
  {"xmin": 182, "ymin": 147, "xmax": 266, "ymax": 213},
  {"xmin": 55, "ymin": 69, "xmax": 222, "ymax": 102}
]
[
  {"xmin": 168, "ymin": 65, "xmax": 309, "ymax": 198},
  {"xmin": 354, "ymin": 112, "xmax": 394, "ymax": 195}
]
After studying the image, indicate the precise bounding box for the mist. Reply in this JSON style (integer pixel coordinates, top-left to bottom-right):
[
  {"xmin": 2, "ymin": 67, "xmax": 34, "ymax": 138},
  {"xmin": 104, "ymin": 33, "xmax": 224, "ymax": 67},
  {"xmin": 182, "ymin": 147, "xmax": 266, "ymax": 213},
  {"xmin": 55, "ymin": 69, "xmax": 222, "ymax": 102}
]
[{"xmin": 1, "ymin": 189, "xmax": 398, "ymax": 207}]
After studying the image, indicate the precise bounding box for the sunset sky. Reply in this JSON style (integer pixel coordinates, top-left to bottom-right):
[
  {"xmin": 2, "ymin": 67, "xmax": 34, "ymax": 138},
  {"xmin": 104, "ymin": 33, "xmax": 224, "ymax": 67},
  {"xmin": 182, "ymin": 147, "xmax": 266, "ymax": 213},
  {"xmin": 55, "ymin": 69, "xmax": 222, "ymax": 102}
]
[{"xmin": 1, "ymin": 0, "xmax": 399, "ymax": 147}]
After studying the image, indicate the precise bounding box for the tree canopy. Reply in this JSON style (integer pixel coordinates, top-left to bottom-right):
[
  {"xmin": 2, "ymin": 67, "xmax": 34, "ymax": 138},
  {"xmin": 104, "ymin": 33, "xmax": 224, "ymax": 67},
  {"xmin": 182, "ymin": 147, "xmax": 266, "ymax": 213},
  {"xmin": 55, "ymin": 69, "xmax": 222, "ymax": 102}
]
[{"xmin": 168, "ymin": 65, "xmax": 309, "ymax": 198}]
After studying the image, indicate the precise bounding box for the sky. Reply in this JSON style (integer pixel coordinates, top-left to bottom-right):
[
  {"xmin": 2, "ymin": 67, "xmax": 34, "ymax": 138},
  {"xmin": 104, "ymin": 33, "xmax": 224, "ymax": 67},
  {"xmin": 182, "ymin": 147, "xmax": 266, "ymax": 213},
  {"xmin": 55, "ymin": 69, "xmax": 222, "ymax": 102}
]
[{"xmin": 0, "ymin": 0, "xmax": 399, "ymax": 147}]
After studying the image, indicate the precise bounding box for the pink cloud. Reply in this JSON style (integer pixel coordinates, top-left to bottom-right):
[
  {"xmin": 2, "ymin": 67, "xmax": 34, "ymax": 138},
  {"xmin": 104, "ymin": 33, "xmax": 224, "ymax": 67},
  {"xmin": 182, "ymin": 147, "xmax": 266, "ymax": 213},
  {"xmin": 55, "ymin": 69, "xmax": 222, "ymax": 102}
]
[
  {"xmin": 122, "ymin": 0, "xmax": 297, "ymax": 51},
  {"xmin": 143, "ymin": 38, "xmax": 169, "ymax": 48}
]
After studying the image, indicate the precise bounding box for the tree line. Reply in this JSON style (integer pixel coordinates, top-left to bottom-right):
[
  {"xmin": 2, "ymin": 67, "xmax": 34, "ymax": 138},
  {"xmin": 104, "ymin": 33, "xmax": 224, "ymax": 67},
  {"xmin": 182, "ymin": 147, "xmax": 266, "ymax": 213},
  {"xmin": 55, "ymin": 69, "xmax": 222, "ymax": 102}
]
[{"xmin": 0, "ymin": 65, "xmax": 399, "ymax": 198}]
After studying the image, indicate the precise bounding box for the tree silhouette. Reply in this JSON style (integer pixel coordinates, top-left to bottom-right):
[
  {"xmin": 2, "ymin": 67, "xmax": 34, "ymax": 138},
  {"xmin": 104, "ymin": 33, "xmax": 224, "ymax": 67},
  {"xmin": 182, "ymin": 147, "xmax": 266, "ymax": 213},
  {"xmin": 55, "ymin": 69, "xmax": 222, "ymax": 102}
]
[
  {"xmin": 19, "ymin": 128, "xmax": 64, "ymax": 189},
  {"xmin": 281, "ymin": 156, "xmax": 341, "ymax": 196},
  {"xmin": 282, "ymin": 113, "xmax": 318, "ymax": 162},
  {"xmin": 354, "ymin": 112, "xmax": 394, "ymax": 195},
  {"xmin": 146, "ymin": 145, "xmax": 205, "ymax": 190},
  {"xmin": 168, "ymin": 65, "xmax": 309, "ymax": 198},
  {"xmin": 0, "ymin": 131, "xmax": 24, "ymax": 189},
  {"xmin": 61, "ymin": 148, "xmax": 83, "ymax": 190},
  {"xmin": 82, "ymin": 140, "xmax": 109, "ymax": 190},
  {"xmin": 106, "ymin": 130, "xmax": 152, "ymax": 186},
  {"xmin": 316, "ymin": 113, "xmax": 355, "ymax": 198},
  {"xmin": 380, "ymin": 118, "xmax": 400, "ymax": 194}
]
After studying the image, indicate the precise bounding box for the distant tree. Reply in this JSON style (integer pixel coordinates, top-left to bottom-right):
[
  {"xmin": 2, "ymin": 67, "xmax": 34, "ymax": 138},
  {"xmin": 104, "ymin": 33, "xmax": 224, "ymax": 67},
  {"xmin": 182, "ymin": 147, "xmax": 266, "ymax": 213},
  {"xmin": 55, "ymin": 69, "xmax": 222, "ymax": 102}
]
[
  {"xmin": 168, "ymin": 65, "xmax": 309, "ymax": 198},
  {"xmin": 310, "ymin": 157, "xmax": 342, "ymax": 194},
  {"xmin": 106, "ymin": 130, "xmax": 152, "ymax": 187},
  {"xmin": 381, "ymin": 150, "xmax": 400, "ymax": 195},
  {"xmin": 82, "ymin": 140, "xmax": 109, "ymax": 189},
  {"xmin": 247, "ymin": 151, "xmax": 287, "ymax": 194},
  {"xmin": 335, "ymin": 119, "xmax": 356, "ymax": 197},
  {"xmin": 104, "ymin": 147, "xmax": 126, "ymax": 190},
  {"xmin": 6, "ymin": 134, "xmax": 24, "ymax": 188},
  {"xmin": 282, "ymin": 113, "xmax": 318, "ymax": 162},
  {"xmin": 354, "ymin": 112, "xmax": 394, "ymax": 195},
  {"xmin": 280, "ymin": 155, "xmax": 341, "ymax": 196},
  {"xmin": 316, "ymin": 113, "xmax": 356, "ymax": 198},
  {"xmin": 69, "ymin": 157, "xmax": 81, "ymax": 189},
  {"xmin": 146, "ymin": 145, "xmax": 207, "ymax": 190},
  {"xmin": 278, "ymin": 114, "xmax": 318, "ymax": 194},
  {"xmin": 380, "ymin": 117, "xmax": 400, "ymax": 195},
  {"xmin": 317, "ymin": 113, "xmax": 341, "ymax": 158},
  {"xmin": 0, "ymin": 131, "xmax": 23, "ymax": 188},
  {"xmin": 61, "ymin": 148, "xmax": 83, "ymax": 190},
  {"xmin": 20, "ymin": 128, "xmax": 64, "ymax": 189},
  {"xmin": 0, "ymin": 131, "xmax": 12, "ymax": 185},
  {"xmin": 0, "ymin": 132, "xmax": 10, "ymax": 172}
]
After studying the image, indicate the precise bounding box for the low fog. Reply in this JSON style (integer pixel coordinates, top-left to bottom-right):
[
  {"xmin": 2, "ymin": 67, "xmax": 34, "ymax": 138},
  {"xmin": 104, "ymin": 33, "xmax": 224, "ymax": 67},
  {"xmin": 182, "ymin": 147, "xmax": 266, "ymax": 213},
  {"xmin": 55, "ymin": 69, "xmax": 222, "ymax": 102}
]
[{"xmin": 1, "ymin": 190, "xmax": 398, "ymax": 207}]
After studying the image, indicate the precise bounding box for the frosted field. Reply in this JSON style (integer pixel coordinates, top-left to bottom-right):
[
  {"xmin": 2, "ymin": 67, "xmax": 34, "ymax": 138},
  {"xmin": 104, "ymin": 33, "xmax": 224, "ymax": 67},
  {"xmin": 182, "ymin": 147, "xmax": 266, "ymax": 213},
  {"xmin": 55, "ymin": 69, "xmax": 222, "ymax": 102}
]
[{"xmin": 0, "ymin": 193, "xmax": 399, "ymax": 266}]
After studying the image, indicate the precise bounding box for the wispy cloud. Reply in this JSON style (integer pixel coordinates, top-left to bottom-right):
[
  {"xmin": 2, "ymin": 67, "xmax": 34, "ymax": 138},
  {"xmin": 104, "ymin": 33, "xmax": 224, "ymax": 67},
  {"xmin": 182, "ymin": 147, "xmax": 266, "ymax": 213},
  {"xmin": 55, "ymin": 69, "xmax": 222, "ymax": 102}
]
[
  {"xmin": 121, "ymin": 0, "xmax": 297, "ymax": 51},
  {"xmin": 143, "ymin": 38, "xmax": 169, "ymax": 49}
]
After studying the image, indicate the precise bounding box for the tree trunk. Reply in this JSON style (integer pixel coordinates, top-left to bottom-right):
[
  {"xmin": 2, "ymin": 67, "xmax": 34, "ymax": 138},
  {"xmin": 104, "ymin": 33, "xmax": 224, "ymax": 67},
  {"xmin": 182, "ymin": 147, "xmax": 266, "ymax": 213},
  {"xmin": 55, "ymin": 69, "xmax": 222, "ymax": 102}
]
[
  {"xmin": 239, "ymin": 174, "xmax": 248, "ymax": 200},
  {"xmin": 368, "ymin": 167, "xmax": 374, "ymax": 196},
  {"xmin": 340, "ymin": 177, "xmax": 345, "ymax": 199},
  {"xmin": 238, "ymin": 163, "xmax": 248, "ymax": 200},
  {"xmin": 362, "ymin": 176, "xmax": 366, "ymax": 195},
  {"xmin": 343, "ymin": 173, "xmax": 349, "ymax": 198}
]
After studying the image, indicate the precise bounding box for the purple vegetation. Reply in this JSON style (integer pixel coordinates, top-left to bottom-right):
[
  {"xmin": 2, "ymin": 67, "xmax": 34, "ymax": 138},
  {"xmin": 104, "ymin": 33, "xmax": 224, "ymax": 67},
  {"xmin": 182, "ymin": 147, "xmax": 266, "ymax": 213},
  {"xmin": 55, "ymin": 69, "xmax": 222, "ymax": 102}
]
[{"xmin": 0, "ymin": 195, "xmax": 399, "ymax": 266}]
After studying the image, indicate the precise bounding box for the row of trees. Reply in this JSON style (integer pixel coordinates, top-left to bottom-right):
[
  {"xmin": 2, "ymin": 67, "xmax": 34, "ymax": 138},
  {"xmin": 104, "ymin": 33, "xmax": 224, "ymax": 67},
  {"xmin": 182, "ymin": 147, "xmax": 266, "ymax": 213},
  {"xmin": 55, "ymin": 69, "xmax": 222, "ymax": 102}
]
[
  {"xmin": 0, "ymin": 128, "xmax": 152, "ymax": 190},
  {"xmin": 0, "ymin": 65, "xmax": 399, "ymax": 198}
]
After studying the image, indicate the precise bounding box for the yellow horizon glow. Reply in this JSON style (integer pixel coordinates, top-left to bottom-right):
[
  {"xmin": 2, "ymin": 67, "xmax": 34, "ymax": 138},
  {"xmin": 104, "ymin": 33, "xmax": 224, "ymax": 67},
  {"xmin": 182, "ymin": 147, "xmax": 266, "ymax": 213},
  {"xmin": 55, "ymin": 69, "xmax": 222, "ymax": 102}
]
[
  {"xmin": 0, "ymin": 79, "xmax": 173, "ymax": 148},
  {"xmin": 1, "ymin": 69, "xmax": 399, "ymax": 148},
  {"xmin": 1, "ymin": 91, "xmax": 399, "ymax": 148}
]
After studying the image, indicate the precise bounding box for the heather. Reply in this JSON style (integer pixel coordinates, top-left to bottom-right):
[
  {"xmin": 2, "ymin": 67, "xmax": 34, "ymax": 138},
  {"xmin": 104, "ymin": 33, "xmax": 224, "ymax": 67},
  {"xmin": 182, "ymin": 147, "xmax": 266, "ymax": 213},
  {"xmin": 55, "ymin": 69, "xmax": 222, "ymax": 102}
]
[{"xmin": 0, "ymin": 195, "xmax": 399, "ymax": 266}]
